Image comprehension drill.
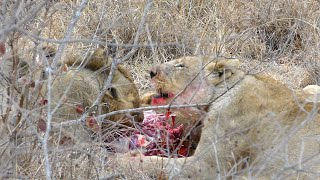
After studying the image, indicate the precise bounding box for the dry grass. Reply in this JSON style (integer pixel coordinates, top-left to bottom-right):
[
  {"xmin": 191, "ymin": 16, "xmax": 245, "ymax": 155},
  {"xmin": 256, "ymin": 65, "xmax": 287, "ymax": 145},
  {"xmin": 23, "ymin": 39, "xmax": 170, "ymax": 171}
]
[{"xmin": 1, "ymin": 0, "xmax": 320, "ymax": 179}]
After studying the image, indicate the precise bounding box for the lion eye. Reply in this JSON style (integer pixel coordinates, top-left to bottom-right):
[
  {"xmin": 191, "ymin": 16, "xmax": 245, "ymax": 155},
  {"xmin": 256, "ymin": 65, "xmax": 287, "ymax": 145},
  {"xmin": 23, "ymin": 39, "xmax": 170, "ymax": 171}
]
[
  {"xmin": 174, "ymin": 64, "xmax": 185, "ymax": 69},
  {"xmin": 210, "ymin": 71, "xmax": 224, "ymax": 78}
]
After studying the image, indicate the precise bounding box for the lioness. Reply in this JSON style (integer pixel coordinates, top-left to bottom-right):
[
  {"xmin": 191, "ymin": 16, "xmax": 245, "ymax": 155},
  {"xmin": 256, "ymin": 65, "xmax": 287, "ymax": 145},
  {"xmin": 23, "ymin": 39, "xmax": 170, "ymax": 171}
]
[
  {"xmin": 31, "ymin": 47, "xmax": 141, "ymax": 144},
  {"xmin": 112, "ymin": 56, "xmax": 320, "ymax": 179}
]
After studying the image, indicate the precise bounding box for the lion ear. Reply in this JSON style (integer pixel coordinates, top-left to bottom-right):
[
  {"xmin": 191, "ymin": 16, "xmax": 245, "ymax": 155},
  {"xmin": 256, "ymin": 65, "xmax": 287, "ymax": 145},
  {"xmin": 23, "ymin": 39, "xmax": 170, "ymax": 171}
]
[
  {"xmin": 204, "ymin": 58, "xmax": 241, "ymax": 85},
  {"xmin": 225, "ymin": 58, "xmax": 240, "ymax": 68},
  {"xmin": 217, "ymin": 58, "xmax": 240, "ymax": 72},
  {"xmin": 205, "ymin": 58, "xmax": 240, "ymax": 73}
]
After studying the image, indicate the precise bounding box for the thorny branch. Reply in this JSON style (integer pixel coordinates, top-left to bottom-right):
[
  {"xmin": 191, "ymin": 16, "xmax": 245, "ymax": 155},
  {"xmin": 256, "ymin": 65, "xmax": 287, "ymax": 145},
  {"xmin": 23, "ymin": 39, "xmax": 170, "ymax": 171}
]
[
  {"xmin": 89, "ymin": 0, "xmax": 153, "ymax": 115},
  {"xmin": 103, "ymin": 0, "xmax": 153, "ymax": 90},
  {"xmin": 51, "ymin": 1, "xmax": 88, "ymax": 68},
  {"xmin": 0, "ymin": 1, "xmax": 47, "ymax": 42},
  {"xmin": 43, "ymin": 0, "xmax": 88, "ymax": 179}
]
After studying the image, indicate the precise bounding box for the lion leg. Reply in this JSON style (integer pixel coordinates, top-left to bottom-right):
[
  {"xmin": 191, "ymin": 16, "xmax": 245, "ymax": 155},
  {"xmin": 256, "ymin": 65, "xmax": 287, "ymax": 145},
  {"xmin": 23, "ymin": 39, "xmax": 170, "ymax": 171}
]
[{"xmin": 140, "ymin": 91, "xmax": 156, "ymax": 105}]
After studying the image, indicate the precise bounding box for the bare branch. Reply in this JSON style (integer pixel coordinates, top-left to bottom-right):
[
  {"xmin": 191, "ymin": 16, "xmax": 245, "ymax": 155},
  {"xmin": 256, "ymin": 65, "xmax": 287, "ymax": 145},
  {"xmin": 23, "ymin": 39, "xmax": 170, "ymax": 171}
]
[
  {"xmin": 51, "ymin": 0, "xmax": 88, "ymax": 69},
  {"xmin": 42, "ymin": 1, "xmax": 88, "ymax": 179},
  {"xmin": 0, "ymin": 1, "xmax": 48, "ymax": 41},
  {"xmin": 88, "ymin": 0, "xmax": 153, "ymax": 115}
]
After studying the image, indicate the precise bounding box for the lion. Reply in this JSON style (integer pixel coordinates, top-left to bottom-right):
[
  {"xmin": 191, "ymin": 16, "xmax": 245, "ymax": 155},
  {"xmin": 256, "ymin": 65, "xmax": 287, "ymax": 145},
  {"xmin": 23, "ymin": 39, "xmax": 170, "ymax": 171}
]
[
  {"xmin": 62, "ymin": 47, "xmax": 141, "ymax": 123},
  {"xmin": 111, "ymin": 56, "xmax": 320, "ymax": 179},
  {"xmin": 29, "ymin": 47, "xmax": 141, "ymax": 145}
]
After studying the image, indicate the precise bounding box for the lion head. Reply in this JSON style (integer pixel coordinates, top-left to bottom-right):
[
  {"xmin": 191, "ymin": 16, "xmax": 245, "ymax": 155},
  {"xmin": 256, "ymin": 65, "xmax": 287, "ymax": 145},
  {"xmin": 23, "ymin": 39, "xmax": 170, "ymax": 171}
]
[{"xmin": 149, "ymin": 56, "xmax": 241, "ymax": 105}]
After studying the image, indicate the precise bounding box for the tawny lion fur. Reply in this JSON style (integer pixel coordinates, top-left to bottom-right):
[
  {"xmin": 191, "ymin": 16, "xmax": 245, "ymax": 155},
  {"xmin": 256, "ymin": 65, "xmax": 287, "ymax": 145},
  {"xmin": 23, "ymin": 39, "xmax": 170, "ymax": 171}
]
[
  {"xmin": 35, "ymin": 47, "xmax": 140, "ymax": 144},
  {"xmin": 112, "ymin": 56, "xmax": 320, "ymax": 179}
]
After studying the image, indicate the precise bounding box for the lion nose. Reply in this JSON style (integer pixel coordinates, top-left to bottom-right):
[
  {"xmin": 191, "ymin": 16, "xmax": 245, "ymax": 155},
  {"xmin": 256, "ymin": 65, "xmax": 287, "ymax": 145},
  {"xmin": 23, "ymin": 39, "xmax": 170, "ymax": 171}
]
[{"xmin": 150, "ymin": 68, "xmax": 157, "ymax": 79}]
